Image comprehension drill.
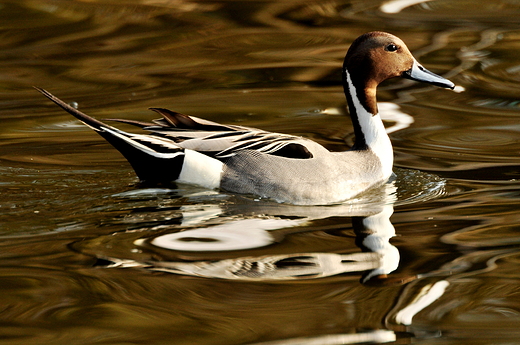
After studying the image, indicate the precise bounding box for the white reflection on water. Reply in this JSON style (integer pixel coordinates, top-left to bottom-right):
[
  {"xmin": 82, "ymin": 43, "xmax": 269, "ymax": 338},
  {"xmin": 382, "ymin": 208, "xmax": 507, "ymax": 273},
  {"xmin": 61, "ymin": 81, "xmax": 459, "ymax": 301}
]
[
  {"xmin": 246, "ymin": 329, "xmax": 396, "ymax": 345},
  {"xmin": 148, "ymin": 218, "xmax": 290, "ymax": 252},
  {"xmin": 380, "ymin": 0, "xmax": 433, "ymax": 14},
  {"xmin": 379, "ymin": 102, "xmax": 414, "ymax": 134},
  {"xmin": 394, "ymin": 280, "xmax": 450, "ymax": 325},
  {"xmin": 117, "ymin": 250, "xmax": 382, "ymax": 280},
  {"xmin": 355, "ymin": 204, "xmax": 399, "ymax": 283}
]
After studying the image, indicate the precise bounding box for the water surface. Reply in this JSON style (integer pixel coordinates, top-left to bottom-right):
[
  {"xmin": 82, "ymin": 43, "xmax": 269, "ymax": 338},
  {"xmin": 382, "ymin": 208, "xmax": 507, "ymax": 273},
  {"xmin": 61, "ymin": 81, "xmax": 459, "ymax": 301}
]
[{"xmin": 1, "ymin": 1, "xmax": 520, "ymax": 344}]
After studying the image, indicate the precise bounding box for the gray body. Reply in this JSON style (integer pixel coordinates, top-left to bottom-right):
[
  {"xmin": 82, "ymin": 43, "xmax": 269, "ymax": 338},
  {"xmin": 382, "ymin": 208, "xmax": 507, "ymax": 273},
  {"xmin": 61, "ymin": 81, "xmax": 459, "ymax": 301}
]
[{"xmin": 220, "ymin": 140, "xmax": 384, "ymax": 204}]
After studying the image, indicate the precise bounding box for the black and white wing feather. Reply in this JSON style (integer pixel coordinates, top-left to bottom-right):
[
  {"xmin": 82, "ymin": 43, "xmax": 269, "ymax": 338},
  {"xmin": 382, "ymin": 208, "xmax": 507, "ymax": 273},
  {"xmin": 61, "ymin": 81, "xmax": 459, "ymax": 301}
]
[{"xmin": 120, "ymin": 108, "xmax": 315, "ymax": 160}]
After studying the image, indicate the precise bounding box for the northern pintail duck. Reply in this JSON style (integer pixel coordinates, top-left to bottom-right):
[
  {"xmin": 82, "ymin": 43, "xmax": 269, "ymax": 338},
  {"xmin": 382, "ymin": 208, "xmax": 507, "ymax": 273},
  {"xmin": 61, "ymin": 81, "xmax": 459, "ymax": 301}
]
[{"xmin": 37, "ymin": 32, "xmax": 454, "ymax": 205}]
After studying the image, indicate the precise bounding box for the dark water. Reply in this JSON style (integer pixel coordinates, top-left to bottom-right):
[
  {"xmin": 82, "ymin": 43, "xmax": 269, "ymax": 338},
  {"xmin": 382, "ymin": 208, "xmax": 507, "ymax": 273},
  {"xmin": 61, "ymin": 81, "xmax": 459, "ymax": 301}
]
[{"xmin": 2, "ymin": 0, "xmax": 520, "ymax": 344}]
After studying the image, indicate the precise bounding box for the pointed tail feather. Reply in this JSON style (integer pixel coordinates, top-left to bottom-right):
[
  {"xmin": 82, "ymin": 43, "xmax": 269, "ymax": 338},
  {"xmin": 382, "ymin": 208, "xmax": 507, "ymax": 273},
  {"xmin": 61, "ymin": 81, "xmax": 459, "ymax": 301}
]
[
  {"xmin": 35, "ymin": 87, "xmax": 110, "ymax": 132},
  {"xmin": 35, "ymin": 87, "xmax": 185, "ymax": 183}
]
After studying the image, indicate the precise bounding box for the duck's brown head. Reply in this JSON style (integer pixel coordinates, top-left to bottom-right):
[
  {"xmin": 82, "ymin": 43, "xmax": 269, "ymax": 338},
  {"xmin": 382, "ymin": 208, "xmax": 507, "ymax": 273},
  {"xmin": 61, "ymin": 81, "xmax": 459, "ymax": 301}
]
[{"xmin": 343, "ymin": 31, "xmax": 454, "ymax": 114}]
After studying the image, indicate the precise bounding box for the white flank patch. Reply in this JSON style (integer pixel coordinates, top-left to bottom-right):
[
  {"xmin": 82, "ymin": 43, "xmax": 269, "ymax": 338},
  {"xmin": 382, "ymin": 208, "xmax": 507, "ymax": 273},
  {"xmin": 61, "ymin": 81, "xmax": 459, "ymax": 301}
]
[
  {"xmin": 177, "ymin": 149, "xmax": 223, "ymax": 189},
  {"xmin": 345, "ymin": 70, "xmax": 394, "ymax": 177}
]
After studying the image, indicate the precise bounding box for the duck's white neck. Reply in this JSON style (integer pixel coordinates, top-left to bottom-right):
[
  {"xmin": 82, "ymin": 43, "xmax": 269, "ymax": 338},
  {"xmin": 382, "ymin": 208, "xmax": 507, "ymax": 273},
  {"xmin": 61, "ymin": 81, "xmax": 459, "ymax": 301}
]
[{"xmin": 344, "ymin": 69, "xmax": 393, "ymax": 177}]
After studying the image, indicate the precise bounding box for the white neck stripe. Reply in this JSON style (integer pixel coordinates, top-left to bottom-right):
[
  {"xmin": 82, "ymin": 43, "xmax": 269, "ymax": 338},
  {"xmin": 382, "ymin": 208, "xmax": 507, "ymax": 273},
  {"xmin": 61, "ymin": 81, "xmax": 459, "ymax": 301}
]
[{"xmin": 345, "ymin": 70, "xmax": 394, "ymax": 177}]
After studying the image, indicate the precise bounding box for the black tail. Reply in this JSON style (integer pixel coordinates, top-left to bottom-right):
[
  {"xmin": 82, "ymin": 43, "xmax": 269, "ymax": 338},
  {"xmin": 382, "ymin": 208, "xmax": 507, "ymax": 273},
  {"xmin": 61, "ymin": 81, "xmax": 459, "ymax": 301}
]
[{"xmin": 36, "ymin": 87, "xmax": 185, "ymax": 183}]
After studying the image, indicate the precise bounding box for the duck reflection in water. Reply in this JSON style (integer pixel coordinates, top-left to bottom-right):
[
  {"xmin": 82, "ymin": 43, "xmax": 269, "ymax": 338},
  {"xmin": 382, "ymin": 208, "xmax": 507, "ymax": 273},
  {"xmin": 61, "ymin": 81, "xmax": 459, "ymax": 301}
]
[
  {"xmin": 103, "ymin": 182, "xmax": 400, "ymax": 282},
  {"xmin": 72, "ymin": 172, "xmax": 468, "ymax": 345},
  {"xmin": 128, "ymin": 203, "xmax": 398, "ymax": 281},
  {"xmin": 90, "ymin": 177, "xmax": 452, "ymax": 333}
]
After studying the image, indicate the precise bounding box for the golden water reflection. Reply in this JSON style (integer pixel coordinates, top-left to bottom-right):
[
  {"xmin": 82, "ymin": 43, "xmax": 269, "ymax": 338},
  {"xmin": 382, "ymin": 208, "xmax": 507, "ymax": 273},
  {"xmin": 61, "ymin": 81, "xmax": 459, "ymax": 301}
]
[{"xmin": 3, "ymin": 0, "xmax": 520, "ymax": 344}]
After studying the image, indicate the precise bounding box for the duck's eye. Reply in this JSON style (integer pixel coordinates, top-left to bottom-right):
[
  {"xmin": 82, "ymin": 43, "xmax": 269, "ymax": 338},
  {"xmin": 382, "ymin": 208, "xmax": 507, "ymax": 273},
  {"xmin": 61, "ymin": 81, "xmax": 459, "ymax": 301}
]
[{"xmin": 385, "ymin": 44, "xmax": 398, "ymax": 52}]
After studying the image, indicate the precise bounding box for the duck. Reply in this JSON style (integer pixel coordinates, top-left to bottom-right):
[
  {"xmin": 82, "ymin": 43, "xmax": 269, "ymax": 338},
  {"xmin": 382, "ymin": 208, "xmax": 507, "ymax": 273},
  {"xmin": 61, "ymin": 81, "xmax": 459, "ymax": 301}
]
[{"xmin": 36, "ymin": 31, "xmax": 454, "ymax": 205}]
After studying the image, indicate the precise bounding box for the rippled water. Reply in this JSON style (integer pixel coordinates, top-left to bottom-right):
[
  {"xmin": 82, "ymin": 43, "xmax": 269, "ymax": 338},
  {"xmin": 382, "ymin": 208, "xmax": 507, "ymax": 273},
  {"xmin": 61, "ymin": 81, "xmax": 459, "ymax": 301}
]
[{"xmin": 1, "ymin": 0, "xmax": 520, "ymax": 344}]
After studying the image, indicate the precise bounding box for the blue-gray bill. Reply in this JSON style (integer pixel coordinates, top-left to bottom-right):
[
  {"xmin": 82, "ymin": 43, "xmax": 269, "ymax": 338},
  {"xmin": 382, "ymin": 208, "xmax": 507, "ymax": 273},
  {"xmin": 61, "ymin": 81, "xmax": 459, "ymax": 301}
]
[{"xmin": 402, "ymin": 60, "xmax": 455, "ymax": 89}]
